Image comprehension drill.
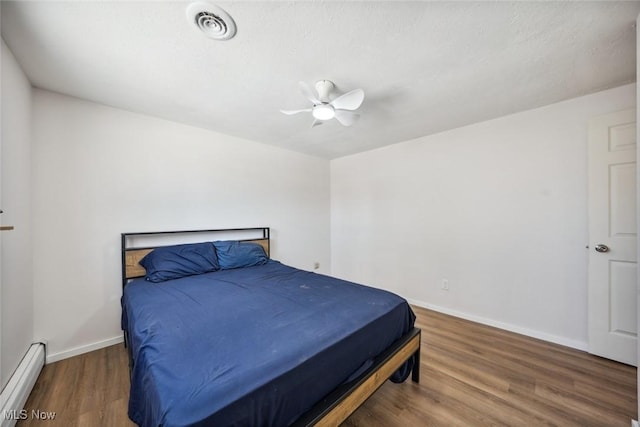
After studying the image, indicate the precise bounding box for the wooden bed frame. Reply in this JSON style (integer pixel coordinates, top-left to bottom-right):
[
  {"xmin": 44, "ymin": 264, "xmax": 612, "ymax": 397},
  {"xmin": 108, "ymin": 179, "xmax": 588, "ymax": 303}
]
[{"xmin": 121, "ymin": 227, "xmax": 421, "ymax": 427}]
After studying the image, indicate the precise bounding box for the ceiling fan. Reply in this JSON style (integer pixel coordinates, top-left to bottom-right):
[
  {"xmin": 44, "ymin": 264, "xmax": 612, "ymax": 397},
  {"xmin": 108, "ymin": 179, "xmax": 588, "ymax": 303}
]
[{"xmin": 280, "ymin": 80, "xmax": 365, "ymax": 127}]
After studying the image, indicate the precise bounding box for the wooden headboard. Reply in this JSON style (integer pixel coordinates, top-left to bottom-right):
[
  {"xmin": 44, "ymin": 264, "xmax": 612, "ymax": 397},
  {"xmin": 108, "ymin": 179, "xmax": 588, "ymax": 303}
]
[{"xmin": 121, "ymin": 227, "xmax": 270, "ymax": 288}]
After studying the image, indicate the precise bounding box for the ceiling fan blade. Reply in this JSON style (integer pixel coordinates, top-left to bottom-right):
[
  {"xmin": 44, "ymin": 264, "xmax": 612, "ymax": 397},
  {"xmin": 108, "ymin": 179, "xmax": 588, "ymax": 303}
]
[
  {"xmin": 299, "ymin": 81, "xmax": 321, "ymax": 105},
  {"xmin": 330, "ymin": 88, "xmax": 364, "ymax": 111},
  {"xmin": 280, "ymin": 108, "xmax": 312, "ymax": 115},
  {"xmin": 311, "ymin": 119, "xmax": 323, "ymax": 128},
  {"xmin": 334, "ymin": 110, "xmax": 359, "ymax": 127}
]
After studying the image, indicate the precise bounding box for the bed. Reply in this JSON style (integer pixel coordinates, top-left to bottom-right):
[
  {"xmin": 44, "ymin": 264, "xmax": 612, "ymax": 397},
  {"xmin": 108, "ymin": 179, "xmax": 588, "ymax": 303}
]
[{"xmin": 121, "ymin": 227, "xmax": 420, "ymax": 427}]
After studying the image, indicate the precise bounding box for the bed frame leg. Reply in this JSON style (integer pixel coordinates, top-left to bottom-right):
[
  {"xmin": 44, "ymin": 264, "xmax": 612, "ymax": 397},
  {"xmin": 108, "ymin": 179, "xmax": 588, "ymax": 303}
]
[{"xmin": 411, "ymin": 342, "xmax": 420, "ymax": 383}]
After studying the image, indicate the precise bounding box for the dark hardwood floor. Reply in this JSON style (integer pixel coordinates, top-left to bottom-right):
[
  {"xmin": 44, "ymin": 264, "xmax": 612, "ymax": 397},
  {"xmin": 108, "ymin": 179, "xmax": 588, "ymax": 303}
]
[{"xmin": 18, "ymin": 306, "xmax": 637, "ymax": 426}]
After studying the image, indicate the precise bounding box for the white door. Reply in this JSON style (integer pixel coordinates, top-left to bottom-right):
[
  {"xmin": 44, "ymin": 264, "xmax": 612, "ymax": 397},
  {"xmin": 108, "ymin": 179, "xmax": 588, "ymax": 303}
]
[{"xmin": 588, "ymin": 108, "xmax": 637, "ymax": 366}]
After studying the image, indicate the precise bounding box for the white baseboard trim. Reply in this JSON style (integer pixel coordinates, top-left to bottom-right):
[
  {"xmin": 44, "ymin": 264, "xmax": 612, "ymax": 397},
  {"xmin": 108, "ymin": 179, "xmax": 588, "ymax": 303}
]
[
  {"xmin": 0, "ymin": 343, "xmax": 45, "ymax": 427},
  {"xmin": 407, "ymin": 298, "xmax": 588, "ymax": 352},
  {"xmin": 46, "ymin": 335, "xmax": 123, "ymax": 364}
]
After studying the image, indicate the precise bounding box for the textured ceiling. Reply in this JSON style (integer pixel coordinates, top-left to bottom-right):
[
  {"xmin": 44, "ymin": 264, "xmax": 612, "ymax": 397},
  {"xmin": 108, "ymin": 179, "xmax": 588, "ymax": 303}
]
[{"xmin": 2, "ymin": 1, "xmax": 639, "ymax": 159}]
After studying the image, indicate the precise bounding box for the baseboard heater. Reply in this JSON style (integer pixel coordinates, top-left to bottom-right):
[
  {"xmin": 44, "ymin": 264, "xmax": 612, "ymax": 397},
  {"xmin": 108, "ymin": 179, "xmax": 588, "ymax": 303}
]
[{"xmin": 0, "ymin": 343, "xmax": 45, "ymax": 427}]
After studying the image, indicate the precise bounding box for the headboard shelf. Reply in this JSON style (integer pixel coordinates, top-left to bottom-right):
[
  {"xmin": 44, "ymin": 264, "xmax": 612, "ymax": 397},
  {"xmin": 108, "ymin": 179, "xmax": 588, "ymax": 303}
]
[{"xmin": 121, "ymin": 227, "xmax": 270, "ymax": 287}]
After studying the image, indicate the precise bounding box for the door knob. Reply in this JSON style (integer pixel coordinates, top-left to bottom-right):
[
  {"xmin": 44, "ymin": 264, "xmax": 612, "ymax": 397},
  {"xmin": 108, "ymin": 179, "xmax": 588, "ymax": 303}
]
[{"xmin": 595, "ymin": 244, "xmax": 609, "ymax": 253}]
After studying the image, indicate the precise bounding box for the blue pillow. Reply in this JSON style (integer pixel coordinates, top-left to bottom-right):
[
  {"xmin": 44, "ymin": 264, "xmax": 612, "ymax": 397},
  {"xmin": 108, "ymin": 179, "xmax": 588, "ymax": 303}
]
[
  {"xmin": 213, "ymin": 241, "xmax": 268, "ymax": 270},
  {"xmin": 140, "ymin": 242, "xmax": 219, "ymax": 282}
]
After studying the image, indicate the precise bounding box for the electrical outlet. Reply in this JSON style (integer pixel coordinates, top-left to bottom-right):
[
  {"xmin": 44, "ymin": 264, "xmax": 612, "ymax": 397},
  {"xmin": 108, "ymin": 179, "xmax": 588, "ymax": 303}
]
[
  {"xmin": 441, "ymin": 279, "xmax": 449, "ymax": 291},
  {"xmin": 314, "ymin": 262, "xmax": 320, "ymax": 270}
]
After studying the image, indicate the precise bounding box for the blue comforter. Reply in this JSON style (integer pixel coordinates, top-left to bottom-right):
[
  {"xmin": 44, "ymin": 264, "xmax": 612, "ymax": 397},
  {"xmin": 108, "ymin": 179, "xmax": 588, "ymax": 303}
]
[{"xmin": 122, "ymin": 260, "xmax": 415, "ymax": 426}]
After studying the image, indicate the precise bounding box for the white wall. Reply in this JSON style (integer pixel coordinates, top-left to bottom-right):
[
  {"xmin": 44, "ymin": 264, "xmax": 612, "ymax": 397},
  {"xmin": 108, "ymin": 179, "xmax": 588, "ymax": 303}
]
[
  {"xmin": 1, "ymin": 40, "xmax": 34, "ymax": 387},
  {"xmin": 32, "ymin": 89, "xmax": 330, "ymax": 362},
  {"xmin": 636, "ymin": 12, "xmax": 639, "ymax": 418},
  {"xmin": 331, "ymin": 84, "xmax": 636, "ymax": 350}
]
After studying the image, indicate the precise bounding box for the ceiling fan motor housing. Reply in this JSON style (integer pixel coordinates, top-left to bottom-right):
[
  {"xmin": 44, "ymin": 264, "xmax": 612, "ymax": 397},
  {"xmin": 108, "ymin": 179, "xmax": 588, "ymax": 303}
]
[{"xmin": 315, "ymin": 80, "xmax": 335, "ymax": 103}]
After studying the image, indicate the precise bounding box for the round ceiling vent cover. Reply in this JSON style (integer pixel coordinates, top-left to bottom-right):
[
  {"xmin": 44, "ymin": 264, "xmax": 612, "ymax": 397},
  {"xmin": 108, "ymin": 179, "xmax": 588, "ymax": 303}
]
[{"xmin": 186, "ymin": 2, "xmax": 236, "ymax": 41}]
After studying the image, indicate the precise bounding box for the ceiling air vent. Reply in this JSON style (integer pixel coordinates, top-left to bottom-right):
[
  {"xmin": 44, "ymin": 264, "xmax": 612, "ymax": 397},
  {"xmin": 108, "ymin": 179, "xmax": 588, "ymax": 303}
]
[{"xmin": 186, "ymin": 2, "xmax": 236, "ymax": 41}]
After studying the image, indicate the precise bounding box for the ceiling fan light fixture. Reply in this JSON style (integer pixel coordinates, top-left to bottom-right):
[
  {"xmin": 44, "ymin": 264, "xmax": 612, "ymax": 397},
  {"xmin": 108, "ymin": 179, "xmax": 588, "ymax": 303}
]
[
  {"xmin": 312, "ymin": 104, "xmax": 335, "ymax": 121},
  {"xmin": 281, "ymin": 80, "xmax": 363, "ymax": 127}
]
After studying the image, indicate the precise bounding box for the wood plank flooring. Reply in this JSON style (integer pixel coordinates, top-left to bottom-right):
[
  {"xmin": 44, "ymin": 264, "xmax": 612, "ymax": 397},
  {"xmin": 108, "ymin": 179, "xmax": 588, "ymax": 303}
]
[
  {"xmin": 17, "ymin": 342, "xmax": 134, "ymax": 427},
  {"xmin": 17, "ymin": 306, "xmax": 637, "ymax": 426}
]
